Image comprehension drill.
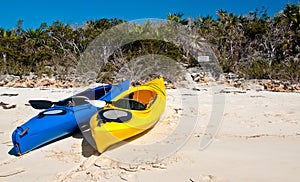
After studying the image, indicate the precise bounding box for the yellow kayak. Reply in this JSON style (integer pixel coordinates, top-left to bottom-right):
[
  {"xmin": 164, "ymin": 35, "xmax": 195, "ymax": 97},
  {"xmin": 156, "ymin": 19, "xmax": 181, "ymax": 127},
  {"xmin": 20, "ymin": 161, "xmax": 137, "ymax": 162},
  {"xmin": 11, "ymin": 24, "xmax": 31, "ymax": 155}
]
[{"xmin": 90, "ymin": 77, "xmax": 166, "ymax": 153}]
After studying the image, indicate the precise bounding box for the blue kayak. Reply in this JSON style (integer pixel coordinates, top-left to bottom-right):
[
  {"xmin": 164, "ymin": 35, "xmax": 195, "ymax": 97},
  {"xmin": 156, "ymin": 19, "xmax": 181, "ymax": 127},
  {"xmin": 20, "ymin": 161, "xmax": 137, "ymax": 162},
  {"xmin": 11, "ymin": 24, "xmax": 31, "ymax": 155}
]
[{"xmin": 12, "ymin": 80, "xmax": 129, "ymax": 155}]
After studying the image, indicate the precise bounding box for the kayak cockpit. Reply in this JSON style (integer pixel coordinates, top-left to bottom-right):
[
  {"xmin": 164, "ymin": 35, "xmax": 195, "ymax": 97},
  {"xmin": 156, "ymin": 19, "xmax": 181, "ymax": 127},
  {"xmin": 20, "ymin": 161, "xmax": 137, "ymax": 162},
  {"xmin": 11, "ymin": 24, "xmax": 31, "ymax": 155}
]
[
  {"xmin": 113, "ymin": 89, "xmax": 157, "ymax": 110},
  {"xmin": 56, "ymin": 86, "xmax": 112, "ymax": 107},
  {"xmin": 95, "ymin": 89, "xmax": 158, "ymax": 125}
]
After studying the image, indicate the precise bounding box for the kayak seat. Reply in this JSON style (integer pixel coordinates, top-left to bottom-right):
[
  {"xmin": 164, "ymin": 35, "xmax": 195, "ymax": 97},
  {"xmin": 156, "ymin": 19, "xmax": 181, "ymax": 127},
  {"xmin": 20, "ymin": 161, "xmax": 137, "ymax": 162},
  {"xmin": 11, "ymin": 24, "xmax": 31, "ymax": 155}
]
[
  {"xmin": 97, "ymin": 109, "xmax": 132, "ymax": 124},
  {"xmin": 131, "ymin": 90, "xmax": 156, "ymax": 106},
  {"xmin": 113, "ymin": 98, "xmax": 146, "ymax": 110}
]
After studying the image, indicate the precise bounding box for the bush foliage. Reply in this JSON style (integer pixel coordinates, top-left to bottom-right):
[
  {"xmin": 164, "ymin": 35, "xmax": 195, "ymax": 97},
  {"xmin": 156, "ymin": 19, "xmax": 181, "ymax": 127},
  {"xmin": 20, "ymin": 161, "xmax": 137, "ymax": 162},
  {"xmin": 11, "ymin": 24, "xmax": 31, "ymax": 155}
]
[{"xmin": 0, "ymin": 4, "xmax": 299, "ymax": 82}]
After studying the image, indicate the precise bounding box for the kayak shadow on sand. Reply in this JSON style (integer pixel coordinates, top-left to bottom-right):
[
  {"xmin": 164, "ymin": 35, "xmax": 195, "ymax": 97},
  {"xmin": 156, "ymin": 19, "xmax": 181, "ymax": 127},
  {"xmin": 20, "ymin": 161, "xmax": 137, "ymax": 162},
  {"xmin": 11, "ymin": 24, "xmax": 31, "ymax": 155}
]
[{"xmin": 76, "ymin": 123, "xmax": 101, "ymax": 158}]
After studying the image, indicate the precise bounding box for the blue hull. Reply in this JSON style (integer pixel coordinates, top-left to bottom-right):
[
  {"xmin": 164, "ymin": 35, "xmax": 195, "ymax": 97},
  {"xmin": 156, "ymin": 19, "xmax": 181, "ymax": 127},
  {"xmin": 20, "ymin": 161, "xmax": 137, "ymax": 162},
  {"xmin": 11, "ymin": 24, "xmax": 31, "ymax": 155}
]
[{"xmin": 12, "ymin": 81, "xmax": 129, "ymax": 155}]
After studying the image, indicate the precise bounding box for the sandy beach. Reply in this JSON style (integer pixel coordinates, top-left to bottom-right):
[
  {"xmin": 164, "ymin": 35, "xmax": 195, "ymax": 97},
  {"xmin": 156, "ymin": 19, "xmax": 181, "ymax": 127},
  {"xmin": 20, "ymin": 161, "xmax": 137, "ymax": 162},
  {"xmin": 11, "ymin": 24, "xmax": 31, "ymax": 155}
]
[{"xmin": 0, "ymin": 83, "xmax": 299, "ymax": 182}]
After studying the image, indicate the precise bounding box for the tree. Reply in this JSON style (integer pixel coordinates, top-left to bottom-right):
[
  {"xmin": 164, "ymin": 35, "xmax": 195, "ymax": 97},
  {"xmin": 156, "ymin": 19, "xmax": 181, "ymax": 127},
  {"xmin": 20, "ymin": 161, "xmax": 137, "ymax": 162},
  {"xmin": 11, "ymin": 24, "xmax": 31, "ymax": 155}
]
[
  {"xmin": 15, "ymin": 19, "xmax": 25, "ymax": 36},
  {"xmin": 167, "ymin": 13, "xmax": 188, "ymax": 24}
]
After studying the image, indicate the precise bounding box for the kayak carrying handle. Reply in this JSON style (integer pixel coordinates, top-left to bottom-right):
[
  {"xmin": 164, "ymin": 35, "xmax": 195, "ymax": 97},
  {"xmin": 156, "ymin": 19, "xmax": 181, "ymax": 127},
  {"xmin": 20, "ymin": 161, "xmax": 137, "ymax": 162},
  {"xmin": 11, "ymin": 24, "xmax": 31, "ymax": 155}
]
[{"xmin": 19, "ymin": 127, "xmax": 29, "ymax": 137}]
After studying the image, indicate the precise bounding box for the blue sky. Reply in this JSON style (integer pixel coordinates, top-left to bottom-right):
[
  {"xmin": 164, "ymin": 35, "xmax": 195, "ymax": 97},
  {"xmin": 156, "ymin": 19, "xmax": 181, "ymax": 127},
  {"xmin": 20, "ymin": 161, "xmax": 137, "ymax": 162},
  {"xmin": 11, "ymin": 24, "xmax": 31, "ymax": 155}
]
[{"xmin": 0, "ymin": 0, "xmax": 298, "ymax": 29}]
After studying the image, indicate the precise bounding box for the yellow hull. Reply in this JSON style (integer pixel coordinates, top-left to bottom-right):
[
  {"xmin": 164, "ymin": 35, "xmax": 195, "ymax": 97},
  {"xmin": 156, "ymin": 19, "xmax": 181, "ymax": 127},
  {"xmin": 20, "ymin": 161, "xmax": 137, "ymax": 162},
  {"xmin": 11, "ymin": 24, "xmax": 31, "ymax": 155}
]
[{"xmin": 90, "ymin": 78, "xmax": 166, "ymax": 153}]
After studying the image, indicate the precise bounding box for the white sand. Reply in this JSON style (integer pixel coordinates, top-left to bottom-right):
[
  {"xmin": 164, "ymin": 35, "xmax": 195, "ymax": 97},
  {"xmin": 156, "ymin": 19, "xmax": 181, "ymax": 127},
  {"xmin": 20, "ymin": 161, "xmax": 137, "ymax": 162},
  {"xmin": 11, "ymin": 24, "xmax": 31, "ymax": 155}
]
[{"xmin": 0, "ymin": 84, "xmax": 299, "ymax": 182}]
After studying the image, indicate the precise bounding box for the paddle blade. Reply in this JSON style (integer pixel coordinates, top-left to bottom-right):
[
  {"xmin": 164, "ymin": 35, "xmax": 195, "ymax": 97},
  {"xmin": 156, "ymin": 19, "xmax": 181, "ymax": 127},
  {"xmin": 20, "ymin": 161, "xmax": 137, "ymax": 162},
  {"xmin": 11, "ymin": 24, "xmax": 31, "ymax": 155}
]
[
  {"xmin": 87, "ymin": 100, "xmax": 106, "ymax": 108},
  {"xmin": 28, "ymin": 100, "xmax": 53, "ymax": 109}
]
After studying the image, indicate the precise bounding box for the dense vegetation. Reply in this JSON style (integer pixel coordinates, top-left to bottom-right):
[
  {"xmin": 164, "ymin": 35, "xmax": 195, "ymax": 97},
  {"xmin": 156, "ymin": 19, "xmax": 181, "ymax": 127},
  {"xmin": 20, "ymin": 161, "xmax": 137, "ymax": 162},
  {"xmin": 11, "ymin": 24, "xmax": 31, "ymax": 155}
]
[{"xmin": 0, "ymin": 3, "xmax": 299, "ymax": 82}]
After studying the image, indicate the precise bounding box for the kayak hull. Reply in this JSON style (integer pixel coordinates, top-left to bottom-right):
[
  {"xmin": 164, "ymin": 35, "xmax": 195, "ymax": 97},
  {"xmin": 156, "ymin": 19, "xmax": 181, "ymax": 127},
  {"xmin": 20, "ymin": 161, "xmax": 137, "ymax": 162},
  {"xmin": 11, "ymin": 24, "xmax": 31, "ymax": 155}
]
[
  {"xmin": 12, "ymin": 81, "xmax": 129, "ymax": 155},
  {"xmin": 90, "ymin": 78, "xmax": 166, "ymax": 153}
]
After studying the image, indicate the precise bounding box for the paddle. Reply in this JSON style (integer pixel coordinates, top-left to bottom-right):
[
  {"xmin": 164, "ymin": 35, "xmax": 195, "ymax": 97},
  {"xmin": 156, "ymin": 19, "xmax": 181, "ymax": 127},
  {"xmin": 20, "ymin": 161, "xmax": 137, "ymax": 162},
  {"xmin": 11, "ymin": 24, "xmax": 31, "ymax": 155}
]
[
  {"xmin": 29, "ymin": 100, "xmax": 59, "ymax": 109},
  {"xmin": 29, "ymin": 96, "xmax": 90, "ymax": 109},
  {"xmin": 87, "ymin": 99, "xmax": 146, "ymax": 110},
  {"xmin": 30, "ymin": 98, "xmax": 146, "ymax": 110}
]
